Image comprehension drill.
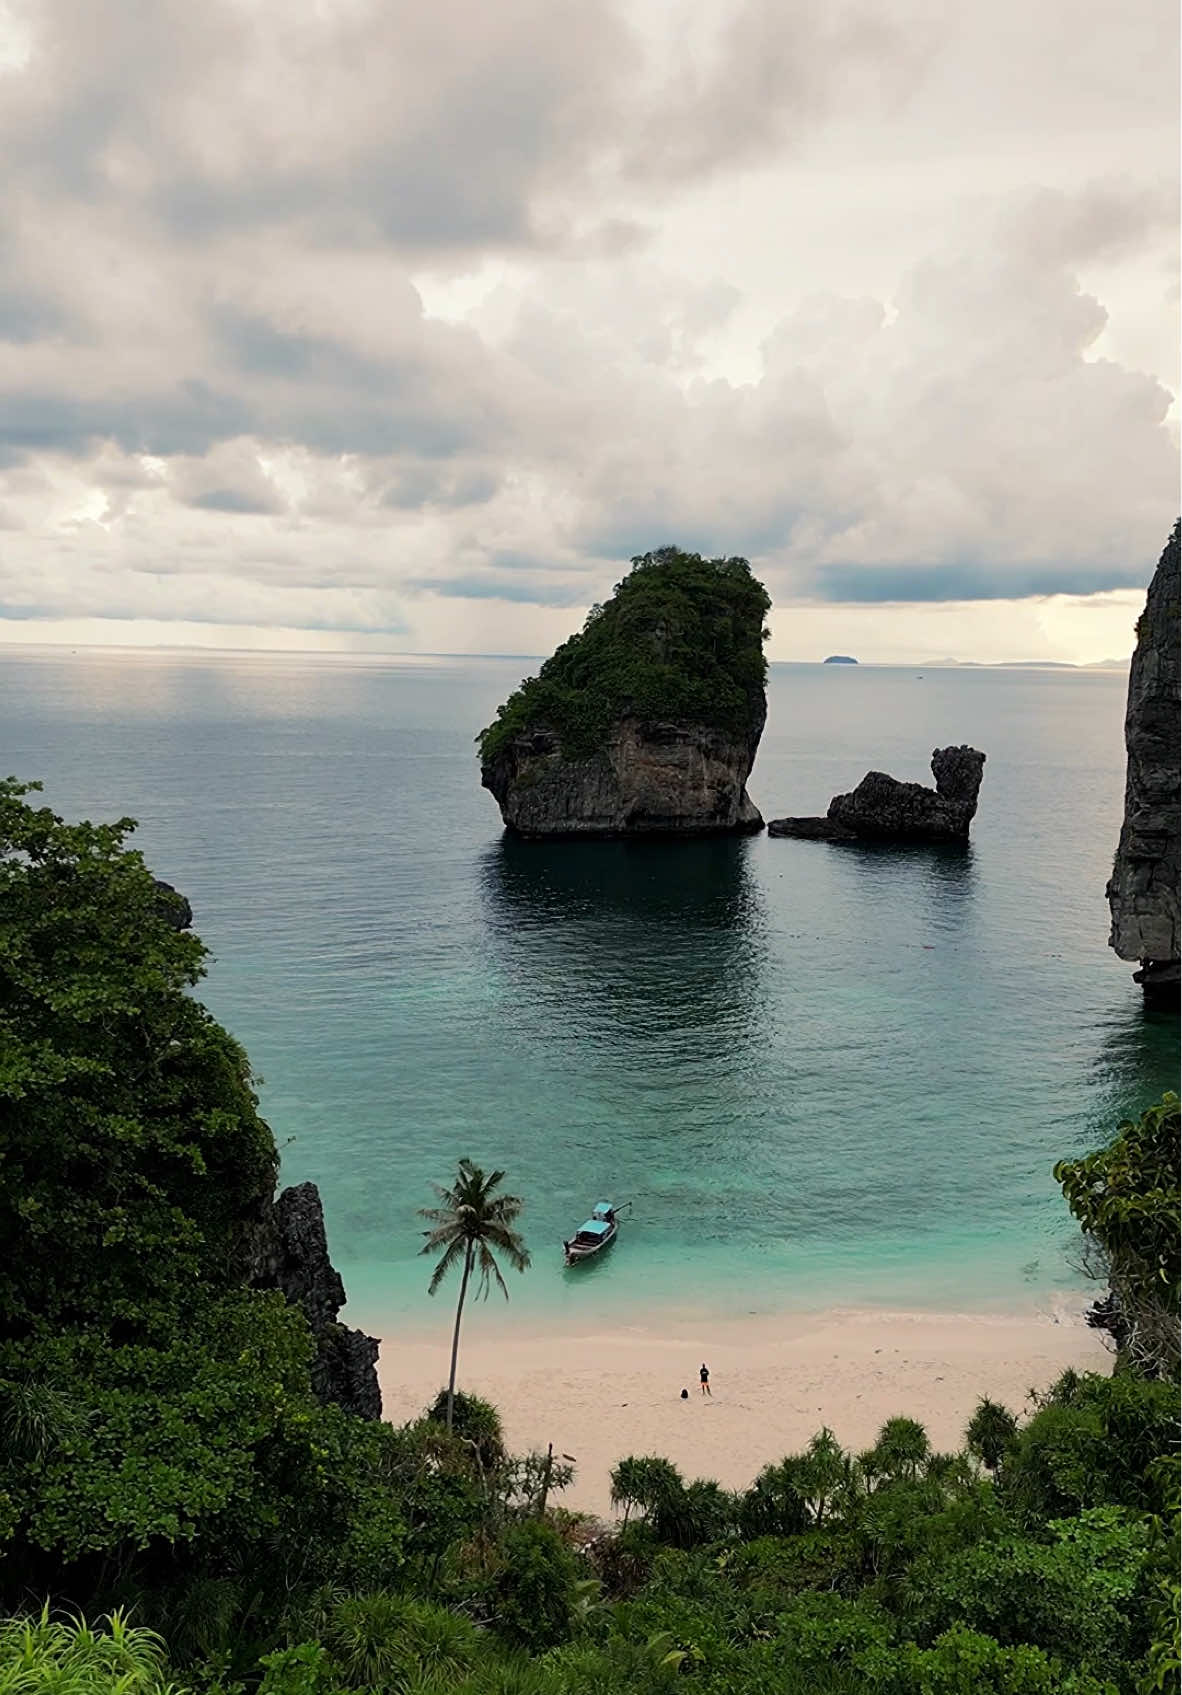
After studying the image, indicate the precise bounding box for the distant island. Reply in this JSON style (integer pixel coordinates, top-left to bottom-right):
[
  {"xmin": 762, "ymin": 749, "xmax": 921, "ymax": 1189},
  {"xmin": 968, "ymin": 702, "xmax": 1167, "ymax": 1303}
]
[
  {"xmin": 479, "ymin": 546, "xmax": 770, "ymax": 836},
  {"xmin": 823, "ymin": 654, "xmax": 858, "ymax": 664}
]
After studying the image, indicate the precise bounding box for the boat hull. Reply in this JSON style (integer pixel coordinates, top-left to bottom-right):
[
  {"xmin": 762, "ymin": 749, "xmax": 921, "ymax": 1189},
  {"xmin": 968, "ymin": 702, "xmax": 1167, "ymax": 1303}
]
[{"xmin": 563, "ymin": 1224, "xmax": 617, "ymax": 1264}]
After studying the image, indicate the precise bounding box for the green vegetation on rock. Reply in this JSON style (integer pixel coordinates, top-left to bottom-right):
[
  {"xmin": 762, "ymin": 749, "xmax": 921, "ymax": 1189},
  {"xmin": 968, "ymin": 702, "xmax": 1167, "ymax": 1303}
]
[
  {"xmin": 477, "ymin": 547, "xmax": 771, "ymax": 763},
  {"xmin": 1054, "ymin": 1093, "xmax": 1180, "ymax": 1380}
]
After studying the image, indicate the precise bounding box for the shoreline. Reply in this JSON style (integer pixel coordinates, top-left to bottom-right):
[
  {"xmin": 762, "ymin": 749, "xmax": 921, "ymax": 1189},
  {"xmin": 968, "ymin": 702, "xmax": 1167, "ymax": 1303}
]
[{"xmin": 375, "ymin": 1297, "xmax": 1112, "ymax": 1519}]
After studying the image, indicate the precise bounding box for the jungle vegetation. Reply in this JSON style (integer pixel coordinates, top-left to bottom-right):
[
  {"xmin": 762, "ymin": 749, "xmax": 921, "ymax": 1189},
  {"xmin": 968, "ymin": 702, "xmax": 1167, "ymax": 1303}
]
[{"xmin": 476, "ymin": 547, "xmax": 772, "ymax": 762}]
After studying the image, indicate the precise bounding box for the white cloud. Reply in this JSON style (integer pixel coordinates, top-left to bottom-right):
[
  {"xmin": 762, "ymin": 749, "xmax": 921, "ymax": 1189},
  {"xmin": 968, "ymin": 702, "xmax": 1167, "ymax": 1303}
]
[{"xmin": 0, "ymin": 0, "xmax": 1176, "ymax": 660}]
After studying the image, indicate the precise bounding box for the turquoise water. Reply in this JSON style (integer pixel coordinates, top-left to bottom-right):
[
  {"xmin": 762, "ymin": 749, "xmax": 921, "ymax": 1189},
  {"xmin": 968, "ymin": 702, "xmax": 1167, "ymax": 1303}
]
[{"xmin": 2, "ymin": 651, "xmax": 1176, "ymax": 1332}]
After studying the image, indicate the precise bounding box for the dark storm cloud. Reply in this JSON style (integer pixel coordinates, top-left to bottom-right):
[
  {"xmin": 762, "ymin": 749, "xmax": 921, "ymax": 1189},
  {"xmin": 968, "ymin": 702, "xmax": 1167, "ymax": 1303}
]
[
  {"xmin": 187, "ymin": 487, "xmax": 283, "ymax": 516},
  {"xmin": 407, "ymin": 573, "xmax": 590, "ymax": 606},
  {"xmin": 0, "ymin": 382, "xmax": 255, "ymax": 462},
  {"xmin": 1, "ymin": 0, "xmax": 635, "ymax": 251},
  {"xmin": 810, "ymin": 558, "xmax": 1161, "ymax": 603}
]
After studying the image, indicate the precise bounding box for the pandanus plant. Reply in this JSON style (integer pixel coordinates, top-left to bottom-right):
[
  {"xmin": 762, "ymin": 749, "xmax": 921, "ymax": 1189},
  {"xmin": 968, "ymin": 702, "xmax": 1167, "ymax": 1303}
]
[{"xmin": 420, "ymin": 1158, "xmax": 530, "ymax": 1430}]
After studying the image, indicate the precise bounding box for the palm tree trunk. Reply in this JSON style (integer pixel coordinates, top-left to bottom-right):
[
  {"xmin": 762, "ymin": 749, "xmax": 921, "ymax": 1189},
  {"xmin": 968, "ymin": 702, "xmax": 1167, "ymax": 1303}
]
[{"xmin": 446, "ymin": 1240, "xmax": 473, "ymax": 1430}]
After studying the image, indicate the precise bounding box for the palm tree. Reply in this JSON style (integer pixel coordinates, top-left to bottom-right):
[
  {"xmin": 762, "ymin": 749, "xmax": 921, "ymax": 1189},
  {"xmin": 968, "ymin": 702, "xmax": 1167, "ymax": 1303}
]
[
  {"xmin": 966, "ymin": 1397, "xmax": 1019, "ymax": 1472},
  {"xmin": 420, "ymin": 1158, "xmax": 530, "ymax": 1430}
]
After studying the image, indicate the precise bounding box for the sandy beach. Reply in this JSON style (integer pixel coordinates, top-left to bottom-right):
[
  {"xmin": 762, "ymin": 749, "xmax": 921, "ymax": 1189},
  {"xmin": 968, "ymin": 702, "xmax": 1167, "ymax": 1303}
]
[{"xmin": 377, "ymin": 1301, "xmax": 1111, "ymax": 1518}]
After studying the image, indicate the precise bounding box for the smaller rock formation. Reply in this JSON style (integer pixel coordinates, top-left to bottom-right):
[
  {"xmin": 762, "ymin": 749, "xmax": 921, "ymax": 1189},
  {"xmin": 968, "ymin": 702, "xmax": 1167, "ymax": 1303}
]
[
  {"xmin": 1106, "ymin": 522, "xmax": 1180, "ymax": 1002},
  {"xmin": 823, "ymin": 654, "xmax": 858, "ymax": 664},
  {"xmin": 250, "ymin": 1182, "xmax": 382, "ymax": 1420},
  {"xmin": 769, "ymin": 745, "xmax": 986, "ymax": 843}
]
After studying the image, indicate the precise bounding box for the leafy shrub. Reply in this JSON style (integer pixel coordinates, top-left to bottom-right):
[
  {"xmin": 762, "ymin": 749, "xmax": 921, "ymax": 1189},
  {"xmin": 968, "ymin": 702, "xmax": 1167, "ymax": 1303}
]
[
  {"xmin": 428, "ymin": 1390, "xmax": 506, "ymax": 1474},
  {"xmin": 257, "ymin": 1642, "xmax": 330, "ymax": 1695},
  {"xmin": 0, "ymin": 779, "xmax": 278, "ymax": 1337},
  {"xmin": 1001, "ymin": 1371, "xmax": 1179, "ymax": 1522},
  {"xmin": 493, "ymin": 1522, "xmax": 579, "ymax": 1652},
  {"xmin": 891, "ymin": 1625, "xmax": 1109, "ymax": 1695},
  {"xmin": 1054, "ymin": 1092, "xmax": 1180, "ymax": 1379},
  {"xmin": 900, "ymin": 1507, "xmax": 1152, "ymax": 1680},
  {"xmin": 966, "ymin": 1399, "xmax": 1019, "ymax": 1473}
]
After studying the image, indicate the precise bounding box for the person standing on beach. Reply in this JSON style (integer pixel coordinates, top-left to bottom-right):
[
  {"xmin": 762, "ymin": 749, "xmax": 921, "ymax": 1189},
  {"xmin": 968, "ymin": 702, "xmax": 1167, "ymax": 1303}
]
[{"xmin": 699, "ymin": 1362, "xmax": 711, "ymax": 1396}]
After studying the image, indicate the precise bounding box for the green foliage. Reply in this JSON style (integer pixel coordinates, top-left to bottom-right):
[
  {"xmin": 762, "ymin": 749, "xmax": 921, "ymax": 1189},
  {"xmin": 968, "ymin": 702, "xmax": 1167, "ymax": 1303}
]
[
  {"xmin": 256, "ymin": 1642, "xmax": 330, "ymax": 1695},
  {"xmin": 477, "ymin": 547, "xmax": 771, "ymax": 761},
  {"xmin": 891, "ymin": 1625, "xmax": 1110, "ymax": 1695},
  {"xmin": 1001, "ymin": 1370, "xmax": 1179, "ymax": 1522},
  {"xmin": 493, "ymin": 1523, "xmax": 578, "ymax": 1652},
  {"xmin": 609, "ymin": 1458, "xmax": 684, "ymax": 1525},
  {"xmin": 966, "ymin": 1399, "xmax": 1020, "ymax": 1473},
  {"xmin": 1054, "ymin": 1093, "xmax": 1180, "ymax": 1379},
  {"xmin": 607, "ymin": 1460, "xmax": 736, "ymax": 1550},
  {"xmin": 428, "ymin": 1390, "xmax": 506, "ymax": 1473},
  {"xmin": 866, "ymin": 1418, "xmax": 933, "ymax": 1483},
  {"xmin": 323, "ymin": 1590, "xmax": 482, "ymax": 1688},
  {"xmin": 1, "ymin": 1296, "xmax": 409, "ymax": 1600},
  {"xmin": 0, "ymin": 779, "xmax": 278, "ymax": 1339},
  {"xmin": 0, "ymin": 1607, "xmax": 182, "ymax": 1695},
  {"xmin": 900, "ymin": 1507, "xmax": 1153, "ymax": 1681}
]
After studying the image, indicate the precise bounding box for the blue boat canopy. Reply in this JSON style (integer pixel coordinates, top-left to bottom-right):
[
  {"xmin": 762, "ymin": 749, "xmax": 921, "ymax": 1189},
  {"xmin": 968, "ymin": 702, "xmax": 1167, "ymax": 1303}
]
[
  {"xmin": 592, "ymin": 1202, "xmax": 615, "ymax": 1217},
  {"xmin": 577, "ymin": 1219, "xmax": 612, "ymax": 1237}
]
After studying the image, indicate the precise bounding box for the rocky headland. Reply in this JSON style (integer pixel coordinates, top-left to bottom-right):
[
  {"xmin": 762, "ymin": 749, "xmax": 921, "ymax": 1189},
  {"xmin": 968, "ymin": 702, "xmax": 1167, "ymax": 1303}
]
[
  {"xmin": 248, "ymin": 1181, "xmax": 382, "ymax": 1421},
  {"xmin": 1106, "ymin": 521, "xmax": 1180, "ymax": 1002},
  {"xmin": 769, "ymin": 745, "xmax": 986, "ymax": 843},
  {"xmin": 479, "ymin": 547, "xmax": 770, "ymax": 837}
]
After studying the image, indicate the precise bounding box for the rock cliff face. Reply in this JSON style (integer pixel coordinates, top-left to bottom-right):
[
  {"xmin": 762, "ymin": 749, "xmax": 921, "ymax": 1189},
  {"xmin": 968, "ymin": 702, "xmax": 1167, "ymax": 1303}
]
[
  {"xmin": 482, "ymin": 714, "xmax": 765, "ymax": 837},
  {"xmin": 247, "ymin": 1181, "xmax": 382, "ymax": 1420},
  {"xmin": 1106, "ymin": 522, "xmax": 1180, "ymax": 1000},
  {"xmin": 769, "ymin": 745, "xmax": 986, "ymax": 842}
]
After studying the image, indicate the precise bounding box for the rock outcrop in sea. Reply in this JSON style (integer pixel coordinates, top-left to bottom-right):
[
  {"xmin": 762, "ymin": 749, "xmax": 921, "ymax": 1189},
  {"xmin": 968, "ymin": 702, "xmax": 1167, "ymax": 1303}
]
[
  {"xmin": 483, "ymin": 718, "xmax": 765, "ymax": 837},
  {"xmin": 1106, "ymin": 521, "xmax": 1180, "ymax": 1002},
  {"xmin": 249, "ymin": 1181, "xmax": 382, "ymax": 1420},
  {"xmin": 769, "ymin": 745, "xmax": 986, "ymax": 843},
  {"xmin": 479, "ymin": 547, "xmax": 770, "ymax": 837}
]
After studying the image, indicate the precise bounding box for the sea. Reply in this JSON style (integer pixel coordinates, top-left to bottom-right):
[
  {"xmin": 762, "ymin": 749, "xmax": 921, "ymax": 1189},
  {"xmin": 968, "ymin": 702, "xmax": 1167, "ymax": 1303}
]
[{"xmin": 2, "ymin": 649, "xmax": 1176, "ymax": 1335}]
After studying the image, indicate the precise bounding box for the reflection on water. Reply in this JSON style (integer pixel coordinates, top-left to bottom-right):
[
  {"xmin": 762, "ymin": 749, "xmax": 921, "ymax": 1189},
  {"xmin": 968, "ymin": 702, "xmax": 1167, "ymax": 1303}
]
[
  {"xmin": 482, "ymin": 833, "xmax": 764, "ymax": 925},
  {"xmin": 480, "ymin": 835, "xmax": 770, "ymax": 1045},
  {"xmin": 1086, "ymin": 997, "xmax": 1180, "ymax": 1134}
]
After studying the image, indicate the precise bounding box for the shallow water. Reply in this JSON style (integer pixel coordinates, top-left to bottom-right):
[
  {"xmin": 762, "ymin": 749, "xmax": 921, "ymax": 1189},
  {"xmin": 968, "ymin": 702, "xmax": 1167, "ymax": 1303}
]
[{"xmin": 2, "ymin": 650, "xmax": 1175, "ymax": 1330}]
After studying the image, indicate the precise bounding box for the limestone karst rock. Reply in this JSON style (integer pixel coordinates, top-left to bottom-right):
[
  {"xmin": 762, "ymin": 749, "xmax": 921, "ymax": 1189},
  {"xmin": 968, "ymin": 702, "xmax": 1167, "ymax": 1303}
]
[
  {"xmin": 768, "ymin": 746, "xmax": 986, "ymax": 843},
  {"xmin": 479, "ymin": 547, "xmax": 769, "ymax": 837},
  {"xmin": 1106, "ymin": 522, "xmax": 1180, "ymax": 1001},
  {"xmin": 249, "ymin": 1181, "xmax": 382, "ymax": 1420},
  {"xmin": 482, "ymin": 718, "xmax": 765, "ymax": 837}
]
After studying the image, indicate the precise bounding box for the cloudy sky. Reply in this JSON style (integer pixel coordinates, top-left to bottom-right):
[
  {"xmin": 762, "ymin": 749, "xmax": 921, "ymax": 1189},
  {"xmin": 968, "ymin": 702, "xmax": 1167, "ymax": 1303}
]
[{"xmin": 0, "ymin": 0, "xmax": 1177, "ymax": 663}]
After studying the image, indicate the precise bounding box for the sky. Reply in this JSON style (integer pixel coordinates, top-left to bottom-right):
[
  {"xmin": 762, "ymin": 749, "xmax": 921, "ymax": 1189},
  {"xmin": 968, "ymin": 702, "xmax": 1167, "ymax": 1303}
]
[{"xmin": 0, "ymin": 0, "xmax": 1177, "ymax": 664}]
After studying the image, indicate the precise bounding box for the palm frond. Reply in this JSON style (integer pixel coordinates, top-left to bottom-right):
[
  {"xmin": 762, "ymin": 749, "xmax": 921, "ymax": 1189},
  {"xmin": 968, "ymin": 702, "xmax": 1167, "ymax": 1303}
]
[
  {"xmin": 473, "ymin": 1241, "xmax": 510, "ymax": 1301},
  {"xmin": 426, "ymin": 1234, "xmax": 467, "ymax": 1296}
]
